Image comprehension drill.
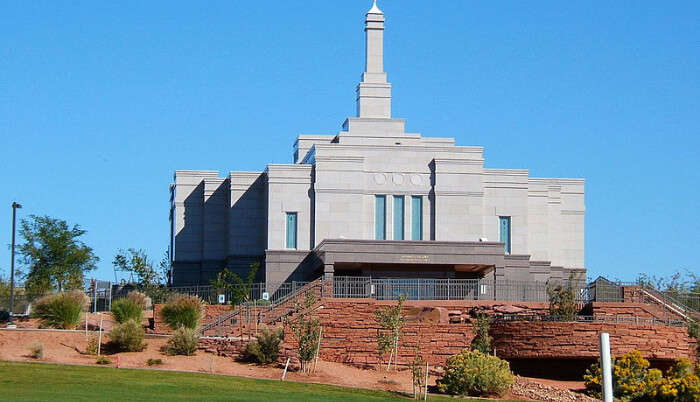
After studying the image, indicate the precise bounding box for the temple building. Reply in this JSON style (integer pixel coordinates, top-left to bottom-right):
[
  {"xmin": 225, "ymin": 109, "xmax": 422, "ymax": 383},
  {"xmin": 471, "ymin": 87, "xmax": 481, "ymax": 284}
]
[{"xmin": 169, "ymin": 1, "xmax": 585, "ymax": 287}]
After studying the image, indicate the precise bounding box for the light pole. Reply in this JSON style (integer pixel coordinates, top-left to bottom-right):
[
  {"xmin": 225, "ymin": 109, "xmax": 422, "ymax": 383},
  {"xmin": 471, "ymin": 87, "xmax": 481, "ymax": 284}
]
[{"xmin": 8, "ymin": 202, "xmax": 22, "ymax": 328}]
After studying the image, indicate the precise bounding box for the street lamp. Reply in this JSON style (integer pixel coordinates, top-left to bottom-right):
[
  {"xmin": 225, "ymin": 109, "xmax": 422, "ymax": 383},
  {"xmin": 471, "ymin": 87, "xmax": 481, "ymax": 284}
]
[{"xmin": 8, "ymin": 202, "xmax": 22, "ymax": 328}]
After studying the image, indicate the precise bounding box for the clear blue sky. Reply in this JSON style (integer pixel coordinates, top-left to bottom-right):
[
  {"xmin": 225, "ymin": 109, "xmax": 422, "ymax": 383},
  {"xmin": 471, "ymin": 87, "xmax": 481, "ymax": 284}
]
[{"xmin": 1, "ymin": 1, "xmax": 698, "ymax": 283}]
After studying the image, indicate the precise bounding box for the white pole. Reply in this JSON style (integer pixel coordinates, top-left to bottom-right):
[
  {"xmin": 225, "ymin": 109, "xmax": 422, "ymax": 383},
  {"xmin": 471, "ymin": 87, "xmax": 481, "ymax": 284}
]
[
  {"xmin": 281, "ymin": 357, "xmax": 291, "ymax": 381},
  {"xmin": 97, "ymin": 314, "xmax": 104, "ymax": 356},
  {"xmin": 313, "ymin": 327, "xmax": 323, "ymax": 373},
  {"xmin": 424, "ymin": 362, "xmax": 429, "ymax": 401},
  {"xmin": 599, "ymin": 332, "xmax": 613, "ymax": 402}
]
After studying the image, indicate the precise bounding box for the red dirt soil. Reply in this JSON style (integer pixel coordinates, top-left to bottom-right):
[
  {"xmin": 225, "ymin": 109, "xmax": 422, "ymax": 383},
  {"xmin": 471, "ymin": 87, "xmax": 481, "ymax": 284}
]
[{"xmin": 0, "ymin": 328, "xmax": 588, "ymax": 401}]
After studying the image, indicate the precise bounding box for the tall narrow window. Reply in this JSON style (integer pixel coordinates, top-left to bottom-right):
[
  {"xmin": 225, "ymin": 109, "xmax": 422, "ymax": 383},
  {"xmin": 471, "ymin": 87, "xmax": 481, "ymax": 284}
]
[
  {"xmin": 499, "ymin": 216, "xmax": 511, "ymax": 254},
  {"xmin": 286, "ymin": 212, "xmax": 298, "ymax": 249},
  {"xmin": 375, "ymin": 196, "xmax": 386, "ymax": 240},
  {"xmin": 411, "ymin": 196, "xmax": 423, "ymax": 241},
  {"xmin": 393, "ymin": 195, "xmax": 405, "ymax": 240}
]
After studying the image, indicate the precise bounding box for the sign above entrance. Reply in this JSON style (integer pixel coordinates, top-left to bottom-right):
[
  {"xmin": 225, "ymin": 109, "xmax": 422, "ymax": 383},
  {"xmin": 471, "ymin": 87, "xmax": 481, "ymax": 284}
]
[{"xmin": 399, "ymin": 255, "xmax": 430, "ymax": 263}]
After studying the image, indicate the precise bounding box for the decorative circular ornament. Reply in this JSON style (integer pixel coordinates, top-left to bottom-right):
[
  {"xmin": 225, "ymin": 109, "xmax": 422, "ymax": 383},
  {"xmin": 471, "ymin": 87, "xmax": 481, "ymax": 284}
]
[
  {"xmin": 374, "ymin": 173, "xmax": 387, "ymax": 185},
  {"xmin": 410, "ymin": 174, "xmax": 422, "ymax": 185},
  {"xmin": 392, "ymin": 173, "xmax": 404, "ymax": 185}
]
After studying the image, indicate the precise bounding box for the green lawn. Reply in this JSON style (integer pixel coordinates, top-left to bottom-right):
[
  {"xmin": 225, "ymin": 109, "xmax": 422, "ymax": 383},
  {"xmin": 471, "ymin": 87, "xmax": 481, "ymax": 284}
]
[{"xmin": 0, "ymin": 362, "xmax": 522, "ymax": 401}]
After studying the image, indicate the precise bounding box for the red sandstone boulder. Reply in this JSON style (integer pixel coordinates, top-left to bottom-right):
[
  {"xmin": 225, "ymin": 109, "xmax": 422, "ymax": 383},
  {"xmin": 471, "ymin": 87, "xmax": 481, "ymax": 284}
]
[
  {"xmin": 405, "ymin": 307, "xmax": 448, "ymax": 324},
  {"xmin": 494, "ymin": 305, "xmax": 527, "ymax": 314}
]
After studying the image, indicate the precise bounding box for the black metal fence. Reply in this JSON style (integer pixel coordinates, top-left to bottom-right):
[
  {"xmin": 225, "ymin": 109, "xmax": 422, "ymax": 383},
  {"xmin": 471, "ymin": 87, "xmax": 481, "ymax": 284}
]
[{"xmin": 332, "ymin": 276, "xmax": 588, "ymax": 303}]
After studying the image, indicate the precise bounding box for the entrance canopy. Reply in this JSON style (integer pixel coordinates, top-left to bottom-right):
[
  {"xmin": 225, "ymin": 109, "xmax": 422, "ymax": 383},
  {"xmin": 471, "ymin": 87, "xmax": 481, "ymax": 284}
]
[{"xmin": 313, "ymin": 239, "xmax": 507, "ymax": 279}]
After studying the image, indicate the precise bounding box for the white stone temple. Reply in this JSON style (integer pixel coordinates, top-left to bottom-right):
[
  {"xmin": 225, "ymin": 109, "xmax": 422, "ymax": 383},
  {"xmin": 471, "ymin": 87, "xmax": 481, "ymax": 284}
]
[{"xmin": 169, "ymin": 1, "xmax": 585, "ymax": 286}]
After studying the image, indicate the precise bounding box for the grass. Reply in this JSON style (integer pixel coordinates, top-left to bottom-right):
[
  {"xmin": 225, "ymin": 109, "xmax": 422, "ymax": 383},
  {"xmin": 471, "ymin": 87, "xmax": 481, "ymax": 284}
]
[{"xmin": 0, "ymin": 361, "xmax": 525, "ymax": 401}]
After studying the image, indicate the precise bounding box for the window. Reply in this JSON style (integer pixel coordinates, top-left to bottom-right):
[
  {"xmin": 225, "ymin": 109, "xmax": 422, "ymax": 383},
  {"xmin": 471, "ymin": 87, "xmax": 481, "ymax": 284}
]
[
  {"xmin": 393, "ymin": 195, "xmax": 404, "ymax": 240},
  {"xmin": 411, "ymin": 196, "xmax": 422, "ymax": 240},
  {"xmin": 286, "ymin": 212, "xmax": 298, "ymax": 249},
  {"xmin": 499, "ymin": 216, "xmax": 511, "ymax": 254},
  {"xmin": 375, "ymin": 196, "xmax": 386, "ymax": 240}
]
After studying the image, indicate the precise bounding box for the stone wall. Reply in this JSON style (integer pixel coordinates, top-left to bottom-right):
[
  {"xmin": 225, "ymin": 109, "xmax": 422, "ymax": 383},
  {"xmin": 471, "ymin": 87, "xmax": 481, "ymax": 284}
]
[
  {"xmin": 587, "ymin": 302, "xmax": 684, "ymax": 321},
  {"xmin": 159, "ymin": 298, "xmax": 697, "ymax": 373},
  {"xmin": 317, "ymin": 298, "xmax": 546, "ymax": 368},
  {"xmin": 316, "ymin": 299, "xmax": 696, "ymax": 369},
  {"xmin": 491, "ymin": 320, "xmax": 696, "ymax": 362}
]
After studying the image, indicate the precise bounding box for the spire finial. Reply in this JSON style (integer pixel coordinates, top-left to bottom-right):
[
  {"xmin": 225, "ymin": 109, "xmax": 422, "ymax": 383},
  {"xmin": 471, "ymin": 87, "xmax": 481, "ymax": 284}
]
[{"xmin": 368, "ymin": 0, "xmax": 383, "ymax": 15}]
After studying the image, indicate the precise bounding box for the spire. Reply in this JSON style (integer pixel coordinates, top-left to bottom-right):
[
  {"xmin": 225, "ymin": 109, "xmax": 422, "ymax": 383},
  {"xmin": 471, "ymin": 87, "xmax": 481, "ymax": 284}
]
[
  {"xmin": 356, "ymin": 1, "xmax": 392, "ymax": 118},
  {"xmin": 368, "ymin": 0, "xmax": 383, "ymax": 15}
]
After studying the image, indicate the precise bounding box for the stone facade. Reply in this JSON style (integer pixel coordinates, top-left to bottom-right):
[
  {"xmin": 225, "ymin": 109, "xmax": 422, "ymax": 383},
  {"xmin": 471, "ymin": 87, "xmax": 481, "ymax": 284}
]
[{"xmin": 170, "ymin": 2, "xmax": 585, "ymax": 286}]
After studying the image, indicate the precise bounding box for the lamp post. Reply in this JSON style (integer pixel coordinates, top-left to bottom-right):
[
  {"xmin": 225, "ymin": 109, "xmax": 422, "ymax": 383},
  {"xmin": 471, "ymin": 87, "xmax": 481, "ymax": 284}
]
[{"xmin": 8, "ymin": 202, "xmax": 22, "ymax": 328}]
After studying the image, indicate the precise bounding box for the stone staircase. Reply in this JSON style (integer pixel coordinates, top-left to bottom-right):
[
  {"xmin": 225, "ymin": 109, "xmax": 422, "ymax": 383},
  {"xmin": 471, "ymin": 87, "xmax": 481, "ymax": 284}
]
[{"xmin": 199, "ymin": 279, "xmax": 325, "ymax": 337}]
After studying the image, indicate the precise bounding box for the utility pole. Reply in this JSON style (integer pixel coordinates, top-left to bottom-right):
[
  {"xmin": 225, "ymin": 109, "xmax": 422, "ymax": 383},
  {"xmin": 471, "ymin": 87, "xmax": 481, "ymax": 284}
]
[{"xmin": 8, "ymin": 202, "xmax": 22, "ymax": 328}]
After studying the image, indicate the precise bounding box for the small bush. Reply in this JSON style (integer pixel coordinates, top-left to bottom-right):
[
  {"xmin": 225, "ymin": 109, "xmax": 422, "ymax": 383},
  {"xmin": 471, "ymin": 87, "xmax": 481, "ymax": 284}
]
[
  {"xmin": 159, "ymin": 294, "xmax": 203, "ymax": 330},
  {"xmin": 0, "ymin": 310, "xmax": 10, "ymax": 322},
  {"xmin": 634, "ymin": 359, "xmax": 700, "ymax": 402},
  {"xmin": 614, "ymin": 350, "xmax": 652, "ymax": 400},
  {"xmin": 28, "ymin": 342, "xmax": 44, "ymax": 359},
  {"xmin": 547, "ymin": 282, "xmax": 577, "ymax": 320},
  {"xmin": 86, "ymin": 335, "xmax": 99, "ymax": 355},
  {"xmin": 32, "ymin": 291, "xmax": 89, "ymax": 329},
  {"xmin": 437, "ymin": 349, "xmax": 514, "ymax": 397},
  {"xmin": 127, "ymin": 291, "xmax": 150, "ymax": 310},
  {"xmin": 243, "ymin": 328, "xmax": 283, "ymax": 364},
  {"xmin": 111, "ymin": 297, "xmax": 143, "ymax": 324},
  {"xmin": 166, "ymin": 327, "xmax": 199, "ymax": 356},
  {"xmin": 96, "ymin": 356, "xmax": 112, "ymax": 365},
  {"xmin": 582, "ymin": 350, "xmax": 697, "ymax": 401},
  {"xmin": 470, "ymin": 309, "xmax": 492, "ymax": 354},
  {"xmin": 146, "ymin": 358, "xmax": 164, "ymax": 366},
  {"xmin": 109, "ymin": 319, "xmax": 146, "ymax": 352}
]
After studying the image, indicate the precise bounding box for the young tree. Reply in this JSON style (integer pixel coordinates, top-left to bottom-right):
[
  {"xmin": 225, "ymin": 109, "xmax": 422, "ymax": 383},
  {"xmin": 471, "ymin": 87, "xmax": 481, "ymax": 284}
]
[
  {"xmin": 547, "ymin": 281, "xmax": 577, "ymax": 320},
  {"xmin": 113, "ymin": 249, "xmax": 161, "ymax": 286},
  {"xmin": 470, "ymin": 309, "xmax": 493, "ymax": 354},
  {"xmin": 209, "ymin": 262, "xmax": 260, "ymax": 305},
  {"xmin": 286, "ymin": 292, "xmax": 321, "ymax": 374},
  {"xmin": 18, "ymin": 215, "xmax": 98, "ymax": 293},
  {"xmin": 374, "ymin": 295, "xmax": 406, "ymax": 371}
]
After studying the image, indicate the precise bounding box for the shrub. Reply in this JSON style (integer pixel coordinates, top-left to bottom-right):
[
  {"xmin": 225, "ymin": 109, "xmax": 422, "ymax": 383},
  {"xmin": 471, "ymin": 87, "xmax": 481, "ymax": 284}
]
[
  {"xmin": 0, "ymin": 310, "xmax": 9, "ymax": 322},
  {"xmin": 614, "ymin": 350, "xmax": 653, "ymax": 400},
  {"xmin": 147, "ymin": 358, "xmax": 164, "ymax": 366},
  {"xmin": 243, "ymin": 327, "xmax": 283, "ymax": 364},
  {"xmin": 109, "ymin": 319, "xmax": 146, "ymax": 352},
  {"xmin": 86, "ymin": 335, "xmax": 99, "ymax": 355},
  {"xmin": 96, "ymin": 356, "xmax": 112, "ymax": 365},
  {"xmin": 28, "ymin": 342, "xmax": 44, "ymax": 359},
  {"xmin": 32, "ymin": 291, "xmax": 88, "ymax": 329},
  {"xmin": 582, "ymin": 350, "xmax": 692, "ymax": 401},
  {"xmin": 111, "ymin": 297, "xmax": 143, "ymax": 324},
  {"xmin": 127, "ymin": 291, "xmax": 150, "ymax": 310},
  {"xmin": 159, "ymin": 294, "xmax": 202, "ymax": 330},
  {"xmin": 166, "ymin": 326, "xmax": 199, "ymax": 356},
  {"xmin": 547, "ymin": 282, "xmax": 577, "ymax": 320},
  {"xmin": 437, "ymin": 349, "xmax": 514, "ymax": 397},
  {"xmin": 470, "ymin": 309, "xmax": 492, "ymax": 354},
  {"xmin": 583, "ymin": 358, "xmax": 607, "ymax": 399},
  {"xmin": 637, "ymin": 359, "xmax": 700, "ymax": 402}
]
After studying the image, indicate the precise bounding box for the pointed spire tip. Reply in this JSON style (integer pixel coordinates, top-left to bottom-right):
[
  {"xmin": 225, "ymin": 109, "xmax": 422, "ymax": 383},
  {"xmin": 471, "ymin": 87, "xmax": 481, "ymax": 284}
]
[{"xmin": 368, "ymin": 0, "xmax": 383, "ymax": 15}]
